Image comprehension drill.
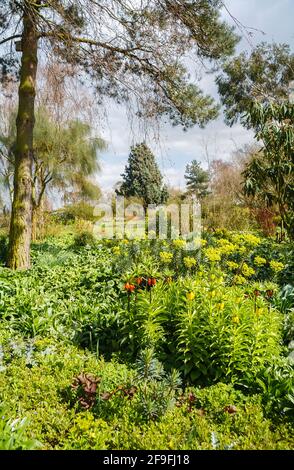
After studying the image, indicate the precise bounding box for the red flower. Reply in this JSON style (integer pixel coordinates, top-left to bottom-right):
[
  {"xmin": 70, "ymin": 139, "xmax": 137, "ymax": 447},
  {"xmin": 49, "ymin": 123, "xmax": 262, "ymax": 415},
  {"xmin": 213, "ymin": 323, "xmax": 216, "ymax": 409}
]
[
  {"xmin": 136, "ymin": 277, "xmax": 143, "ymax": 286},
  {"xmin": 266, "ymin": 289, "xmax": 274, "ymax": 298},
  {"xmin": 254, "ymin": 289, "xmax": 261, "ymax": 297},
  {"xmin": 148, "ymin": 278, "xmax": 157, "ymax": 287},
  {"xmin": 125, "ymin": 283, "xmax": 135, "ymax": 293}
]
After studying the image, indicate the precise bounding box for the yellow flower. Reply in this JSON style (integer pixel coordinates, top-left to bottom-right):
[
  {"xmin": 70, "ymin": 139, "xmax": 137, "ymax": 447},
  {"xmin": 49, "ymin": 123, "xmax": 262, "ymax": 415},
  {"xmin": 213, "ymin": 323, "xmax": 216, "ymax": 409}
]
[
  {"xmin": 217, "ymin": 302, "xmax": 225, "ymax": 311},
  {"xmin": 187, "ymin": 292, "xmax": 195, "ymax": 301},
  {"xmin": 231, "ymin": 234, "xmax": 242, "ymax": 244},
  {"xmin": 254, "ymin": 256, "xmax": 267, "ymax": 267},
  {"xmin": 234, "ymin": 275, "xmax": 246, "ymax": 285},
  {"xmin": 256, "ymin": 308, "xmax": 263, "ymax": 316},
  {"xmin": 204, "ymin": 248, "xmax": 222, "ymax": 262},
  {"xmin": 226, "ymin": 261, "xmax": 239, "ymax": 270},
  {"xmin": 173, "ymin": 239, "xmax": 187, "ymax": 249},
  {"xmin": 270, "ymin": 260, "xmax": 284, "ymax": 273},
  {"xmin": 121, "ymin": 239, "xmax": 129, "ymax": 244},
  {"xmin": 200, "ymin": 239, "xmax": 208, "ymax": 247},
  {"xmin": 217, "ymin": 239, "xmax": 237, "ymax": 255},
  {"xmin": 232, "ymin": 316, "xmax": 240, "ymax": 324},
  {"xmin": 183, "ymin": 256, "xmax": 197, "ymax": 269},
  {"xmin": 160, "ymin": 251, "xmax": 173, "ymax": 264},
  {"xmin": 217, "ymin": 238, "xmax": 230, "ymax": 246},
  {"xmin": 237, "ymin": 246, "xmax": 246, "ymax": 255},
  {"xmin": 232, "ymin": 233, "xmax": 261, "ymax": 248},
  {"xmin": 242, "ymin": 233, "xmax": 261, "ymax": 247},
  {"xmin": 112, "ymin": 246, "xmax": 121, "ymax": 255},
  {"xmin": 242, "ymin": 263, "xmax": 255, "ymax": 278}
]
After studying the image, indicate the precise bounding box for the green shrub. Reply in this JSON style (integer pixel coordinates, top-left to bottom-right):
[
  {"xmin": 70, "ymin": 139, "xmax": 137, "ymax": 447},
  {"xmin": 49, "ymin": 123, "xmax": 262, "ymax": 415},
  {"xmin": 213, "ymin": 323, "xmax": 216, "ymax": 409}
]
[
  {"xmin": 0, "ymin": 336, "xmax": 293, "ymax": 450},
  {"xmin": 0, "ymin": 232, "xmax": 293, "ymax": 450},
  {"xmin": 73, "ymin": 231, "xmax": 96, "ymax": 248},
  {"xmin": 52, "ymin": 203, "xmax": 96, "ymax": 224}
]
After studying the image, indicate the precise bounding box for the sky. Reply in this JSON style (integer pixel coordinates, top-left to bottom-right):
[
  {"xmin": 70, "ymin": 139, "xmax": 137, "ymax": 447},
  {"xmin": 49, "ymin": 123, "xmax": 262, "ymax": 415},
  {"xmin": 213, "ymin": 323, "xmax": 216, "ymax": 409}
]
[{"xmin": 96, "ymin": 0, "xmax": 294, "ymax": 193}]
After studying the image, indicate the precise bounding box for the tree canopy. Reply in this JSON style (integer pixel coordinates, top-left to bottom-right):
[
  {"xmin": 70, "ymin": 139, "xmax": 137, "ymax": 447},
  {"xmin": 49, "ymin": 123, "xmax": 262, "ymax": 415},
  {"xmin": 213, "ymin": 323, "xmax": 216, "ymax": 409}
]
[
  {"xmin": 0, "ymin": 108, "xmax": 105, "ymax": 203},
  {"xmin": 0, "ymin": 0, "xmax": 239, "ymax": 129},
  {"xmin": 217, "ymin": 42, "xmax": 294, "ymax": 127}
]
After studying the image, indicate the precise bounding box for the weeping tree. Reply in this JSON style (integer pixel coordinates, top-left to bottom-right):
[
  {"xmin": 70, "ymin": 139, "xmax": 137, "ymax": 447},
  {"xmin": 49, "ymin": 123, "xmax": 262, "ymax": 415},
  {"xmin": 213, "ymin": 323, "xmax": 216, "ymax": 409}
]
[
  {"xmin": 0, "ymin": 108, "xmax": 105, "ymax": 239},
  {"xmin": 0, "ymin": 0, "xmax": 238, "ymax": 269}
]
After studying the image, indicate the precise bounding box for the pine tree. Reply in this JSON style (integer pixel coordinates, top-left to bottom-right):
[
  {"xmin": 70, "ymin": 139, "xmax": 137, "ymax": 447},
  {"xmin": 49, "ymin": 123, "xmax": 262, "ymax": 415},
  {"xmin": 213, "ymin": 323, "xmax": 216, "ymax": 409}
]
[
  {"xmin": 184, "ymin": 160, "xmax": 210, "ymax": 199},
  {"xmin": 117, "ymin": 143, "xmax": 167, "ymax": 208}
]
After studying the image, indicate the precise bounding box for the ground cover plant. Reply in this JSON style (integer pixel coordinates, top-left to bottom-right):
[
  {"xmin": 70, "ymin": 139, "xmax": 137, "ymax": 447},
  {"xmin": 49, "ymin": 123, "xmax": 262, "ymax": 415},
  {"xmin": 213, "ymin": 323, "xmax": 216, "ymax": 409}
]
[{"xmin": 0, "ymin": 230, "xmax": 293, "ymax": 449}]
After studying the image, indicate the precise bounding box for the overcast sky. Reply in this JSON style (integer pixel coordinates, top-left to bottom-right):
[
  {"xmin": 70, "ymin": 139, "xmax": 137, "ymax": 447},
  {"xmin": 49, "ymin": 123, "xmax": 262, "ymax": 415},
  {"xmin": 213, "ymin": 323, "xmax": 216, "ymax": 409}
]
[{"xmin": 96, "ymin": 0, "xmax": 294, "ymax": 193}]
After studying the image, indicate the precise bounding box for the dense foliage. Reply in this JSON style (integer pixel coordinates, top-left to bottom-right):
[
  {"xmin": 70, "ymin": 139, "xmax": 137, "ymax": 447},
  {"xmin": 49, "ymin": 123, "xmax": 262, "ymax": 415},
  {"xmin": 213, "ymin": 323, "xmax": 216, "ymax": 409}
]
[
  {"xmin": 217, "ymin": 42, "xmax": 294, "ymax": 127},
  {"xmin": 243, "ymin": 102, "xmax": 294, "ymax": 238},
  {"xmin": 0, "ymin": 230, "xmax": 293, "ymax": 449}
]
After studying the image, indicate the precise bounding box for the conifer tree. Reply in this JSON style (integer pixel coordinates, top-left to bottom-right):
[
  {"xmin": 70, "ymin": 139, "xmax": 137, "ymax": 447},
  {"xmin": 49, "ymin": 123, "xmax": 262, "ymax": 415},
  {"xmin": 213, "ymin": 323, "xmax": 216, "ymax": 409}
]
[
  {"xmin": 117, "ymin": 143, "xmax": 168, "ymax": 208},
  {"xmin": 185, "ymin": 160, "xmax": 210, "ymax": 199}
]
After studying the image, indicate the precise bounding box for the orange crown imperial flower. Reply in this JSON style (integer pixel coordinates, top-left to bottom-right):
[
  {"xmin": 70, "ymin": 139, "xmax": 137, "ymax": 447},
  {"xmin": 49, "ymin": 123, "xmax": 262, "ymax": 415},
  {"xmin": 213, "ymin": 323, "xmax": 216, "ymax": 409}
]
[
  {"xmin": 125, "ymin": 283, "xmax": 136, "ymax": 293},
  {"xmin": 148, "ymin": 278, "xmax": 157, "ymax": 287}
]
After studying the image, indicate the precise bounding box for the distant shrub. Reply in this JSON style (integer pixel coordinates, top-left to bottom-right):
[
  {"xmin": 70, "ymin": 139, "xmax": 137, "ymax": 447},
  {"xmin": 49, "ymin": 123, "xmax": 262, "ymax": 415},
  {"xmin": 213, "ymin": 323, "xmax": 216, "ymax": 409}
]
[
  {"xmin": 74, "ymin": 231, "xmax": 96, "ymax": 248},
  {"xmin": 52, "ymin": 203, "xmax": 96, "ymax": 224}
]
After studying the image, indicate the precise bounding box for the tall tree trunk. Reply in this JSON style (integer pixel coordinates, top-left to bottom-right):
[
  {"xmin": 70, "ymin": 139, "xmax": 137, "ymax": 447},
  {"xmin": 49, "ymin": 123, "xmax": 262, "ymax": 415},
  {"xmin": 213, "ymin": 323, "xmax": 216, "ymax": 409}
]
[{"xmin": 7, "ymin": 8, "xmax": 38, "ymax": 269}]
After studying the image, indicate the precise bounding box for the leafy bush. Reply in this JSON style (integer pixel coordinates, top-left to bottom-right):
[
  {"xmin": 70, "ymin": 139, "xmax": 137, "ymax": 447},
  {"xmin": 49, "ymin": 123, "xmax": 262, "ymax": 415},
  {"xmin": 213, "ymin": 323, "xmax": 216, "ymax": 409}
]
[
  {"xmin": 51, "ymin": 203, "xmax": 97, "ymax": 224},
  {"xmin": 114, "ymin": 276, "xmax": 282, "ymax": 385},
  {"xmin": 0, "ymin": 231, "xmax": 293, "ymax": 449},
  {"xmin": 247, "ymin": 359, "xmax": 294, "ymax": 420},
  {"xmin": 0, "ymin": 336, "xmax": 293, "ymax": 450},
  {"xmin": 73, "ymin": 231, "xmax": 96, "ymax": 248}
]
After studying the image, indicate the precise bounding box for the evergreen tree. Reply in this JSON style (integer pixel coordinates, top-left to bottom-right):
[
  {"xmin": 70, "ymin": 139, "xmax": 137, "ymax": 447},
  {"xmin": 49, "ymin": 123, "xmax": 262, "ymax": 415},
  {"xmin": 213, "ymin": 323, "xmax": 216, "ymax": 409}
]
[
  {"xmin": 184, "ymin": 160, "xmax": 210, "ymax": 199},
  {"xmin": 117, "ymin": 143, "xmax": 167, "ymax": 208}
]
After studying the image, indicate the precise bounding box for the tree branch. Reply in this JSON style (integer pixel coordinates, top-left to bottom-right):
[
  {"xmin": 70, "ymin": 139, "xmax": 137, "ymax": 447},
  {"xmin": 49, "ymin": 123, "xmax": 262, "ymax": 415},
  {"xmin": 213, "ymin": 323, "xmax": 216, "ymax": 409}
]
[
  {"xmin": 40, "ymin": 31, "xmax": 153, "ymax": 55},
  {"xmin": 0, "ymin": 34, "xmax": 22, "ymax": 46}
]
